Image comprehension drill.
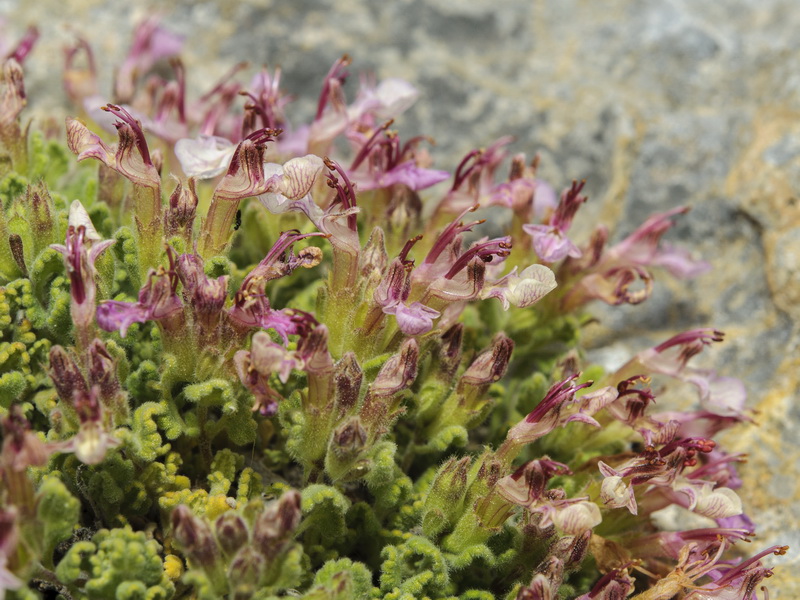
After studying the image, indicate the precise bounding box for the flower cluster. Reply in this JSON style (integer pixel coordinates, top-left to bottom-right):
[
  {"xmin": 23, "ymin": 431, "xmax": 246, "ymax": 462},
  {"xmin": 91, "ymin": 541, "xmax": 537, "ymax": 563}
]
[{"xmin": 0, "ymin": 18, "xmax": 786, "ymax": 600}]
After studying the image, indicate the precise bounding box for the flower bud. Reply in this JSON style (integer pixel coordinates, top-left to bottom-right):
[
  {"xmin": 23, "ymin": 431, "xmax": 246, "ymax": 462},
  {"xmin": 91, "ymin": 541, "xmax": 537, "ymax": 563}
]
[
  {"xmin": 296, "ymin": 324, "xmax": 334, "ymax": 376},
  {"xmin": 421, "ymin": 455, "xmax": 471, "ymax": 537},
  {"xmin": 435, "ymin": 323, "xmax": 463, "ymax": 380},
  {"xmin": 330, "ymin": 417, "xmax": 367, "ymax": 460},
  {"xmin": 252, "ymin": 490, "xmax": 302, "ymax": 561},
  {"xmin": 171, "ymin": 505, "xmax": 219, "ymax": 568},
  {"xmin": 460, "ymin": 333, "xmax": 513, "ymax": 387},
  {"xmin": 215, "ymin": 512, "xmax": 249, "ymax": 556},
  {"xmin": 359, "ymin": 226, "xmax": 388, "ymax": 277},
  {"xmin": 8, "ymin": 233, "xmax": 26, "ymax": 276},
  {"xmin": 165, "ymin": 177, "xmax": 198, "ymax": 239},
  {"xmin": 49, "ymin": 345, "xmax": 88, "ymax": 404},
  {"xmin": 333, "ymin": 352, "xmax": 362, "ymax": 415},
  {"xmin": 549, "ymin": 530, "xmax": 591, "ymax": 570},
  {"xmin": 1, "ymin": 59, "xmax": 26, "ymax": 129},
  {"xmin": 25, "ymin": 181, "xmax": 55, "ymax": 243},
  {"xmin": 496, "ymin": 459, "xmax": 571, "ymax": 508},
  {"xmin": 369, "ymin": 338, "xmax": 418, "ymax": 398},
  {"xmin": 228, "ymin": 546, "xmax": 265, "ymax": 598},
  {"xmin": 1, "ymin": 406, "xmax": 51, "ymax": 472},
  {"xmin": 87, "ymin": 339, "xmax": 120, "ymax": 401}
]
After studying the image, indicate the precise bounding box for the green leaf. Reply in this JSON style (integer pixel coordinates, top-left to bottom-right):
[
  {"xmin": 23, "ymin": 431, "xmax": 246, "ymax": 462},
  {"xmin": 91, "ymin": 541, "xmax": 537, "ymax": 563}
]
[{"xmin": 36, "ymin": 475, "xmax": 81, "ymax": 569}]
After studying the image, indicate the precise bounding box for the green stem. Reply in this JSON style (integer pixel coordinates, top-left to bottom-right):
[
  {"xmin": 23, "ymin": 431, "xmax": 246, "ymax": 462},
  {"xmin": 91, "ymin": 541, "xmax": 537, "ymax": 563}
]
[
  {"xmin": 199, "ymin": 194, "xmax": 240, "ymax": 258},
  {"xmin": 133, "ymin": 185, "xmax": 163, "ymax": 278}
]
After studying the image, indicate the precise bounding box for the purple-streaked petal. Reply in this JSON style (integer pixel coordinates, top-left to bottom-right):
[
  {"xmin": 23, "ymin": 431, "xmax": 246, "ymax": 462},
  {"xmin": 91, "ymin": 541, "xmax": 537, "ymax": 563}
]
[
  {"xmin": 481, "ymin": 264, "xmax": 557, "ymax": 310},
  {"xmin": 692, "ymin": 485, "xmax": 743, "ymax": 520},
  {"xmin": 280, "ymin": 154, "xmax": 325, "ymax": 199},
  {"xmin": 66, "ymin": 117, "xmax": 116, "ymax": 166}
]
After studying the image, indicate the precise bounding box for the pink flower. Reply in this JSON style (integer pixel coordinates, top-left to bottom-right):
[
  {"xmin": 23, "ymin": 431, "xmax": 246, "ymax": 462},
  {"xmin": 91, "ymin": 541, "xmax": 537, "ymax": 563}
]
[
  {"xmin": 249, "ymin": 331, "xmax": 303, "ymax": 384},
  {"xmin": 2, "ymin": 25, "xmax": 38, "ymax": 64},
  {"xmin": 307, "ymin": 56, "xmax": 351, "ymax": 154},
  {"xmin": 55, "ymin": 387, "xmax": 120, "ymax": 465},
  {"xmin": 234, "ymin": 349, "xmax": 282, "ymax": 416},
  {"xmin": 348, "ymin": 124, "xmax": 449, "ymax": 192},
  {"xmin": 50, "ymin": 201, "xmax": 115, "ymax": 337},
  {"xmin": 522, "ymin": 180, "xmax": 587, "ymax": 262},
  {"xmin": 495, "ymin": 459, "xmax": 571, "ymax": 507},
  {"xmin": 241, "ymin": 67, "xmax": 290, "ymax": 132},
  {"xmin": 373, "ymin": 250, "xmax": 441, "ymax": 336},
  {"xmin": 67, "ymin": 104, "xmax": 161, "ymax": 189},
  {"xmin": 444, "ymin": 137, "xmax": 514, "ymax": 210},
  {"xmin": 227, "ymin": 234, "xmax": 321, "ymax": 342},
  {"xmin": 598, "ymin": 461, "xmax": 639, "ymax": 515},
  {"xmin": 687, "ymin": 545, "xmax": 788, "ymax": 599},
  {"xmin": 488, "ymin": 156, "xmax": 557, "ymax": 219},
  {"xmin": 97, "ymin": 269, "xmax": 183, "ymax": 337},
  {"xmin": 212, "ymin": 128, "xmax": 281, "ymax": 201},
  {"xmin": 630, "ymin": 329, "xmax": 748, "ymax": 418},
  {"xmin": 115, "ymin": 18, "xmax": 184, "ymax": 103},
  {"xmin": 1, "ymin": 406, "xmax": 53, "ymax": 472},
  {"xmin": 505, "ymin": 376, "xmax": 618, "ymax": 446},
  {"xmin": 175, "ymin": 252, "xmax": 228, "ymax": 331},
  {"xmin": 574, "ymin": 569, "xmax": 635, "ymax": 600},
  {"xmin": 604, "ymin": 207, "xmax": 710, "ymax": 278},
  {"xmin": 562, "ymin": 206, "xmax": 710, "ymax": 309}
]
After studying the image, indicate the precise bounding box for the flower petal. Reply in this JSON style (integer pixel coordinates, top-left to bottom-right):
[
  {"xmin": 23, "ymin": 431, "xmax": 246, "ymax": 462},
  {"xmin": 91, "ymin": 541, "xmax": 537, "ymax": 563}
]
[{"xmin": 175, "ymin": 135, "xmax": 236, "ymax": 179}]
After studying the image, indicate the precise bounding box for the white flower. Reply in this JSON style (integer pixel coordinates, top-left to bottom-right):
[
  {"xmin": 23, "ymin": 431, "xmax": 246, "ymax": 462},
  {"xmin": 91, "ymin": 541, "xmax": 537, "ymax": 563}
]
[{"xmin": 174, "ymin": 135, "xmax": 236, "ymax": 179}]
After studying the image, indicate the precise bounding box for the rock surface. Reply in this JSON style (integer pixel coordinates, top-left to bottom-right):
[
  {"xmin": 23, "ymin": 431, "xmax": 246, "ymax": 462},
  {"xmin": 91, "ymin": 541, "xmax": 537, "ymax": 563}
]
[{"xmin": 5, "ymin": 0, "xmax": 800, "ymax": 594}]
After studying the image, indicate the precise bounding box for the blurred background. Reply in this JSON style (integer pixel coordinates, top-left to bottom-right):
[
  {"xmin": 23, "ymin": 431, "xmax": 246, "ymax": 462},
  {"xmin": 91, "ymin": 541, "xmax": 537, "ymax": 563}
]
[{"xmin": 4, "ymin": 0, "xmax": 800, "ymax": 594}]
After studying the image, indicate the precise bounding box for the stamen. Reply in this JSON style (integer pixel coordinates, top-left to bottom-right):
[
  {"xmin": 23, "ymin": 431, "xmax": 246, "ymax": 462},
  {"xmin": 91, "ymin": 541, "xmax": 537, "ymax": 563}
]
[
  {"xmin": 350, "ymin": 120, "xmax": 394, "ymax": 170},
  {"xmin": 443, "ymin": 237, "xmax": 512, "ymax": 280},
  {"xmin": 451, "ymin": 149, "xmax": 484, "ymax": 191},
  {"xmin": 423, "ymin": 204, "xmax": 481, "ymax": 265},
  {"xmin": 102, "ymin": 104, "xmax": 153, "ymax": 166},
  {"xmin": 398, "ymin": 234, "xmax": 423, "ymax": 264},
  {"xmin": 315, "ymin": 54, "xmax": 351, "ymax": 120},
  {"xmin": 325, "ymin": 158, "xmax": 359, "ymax": 231}
]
